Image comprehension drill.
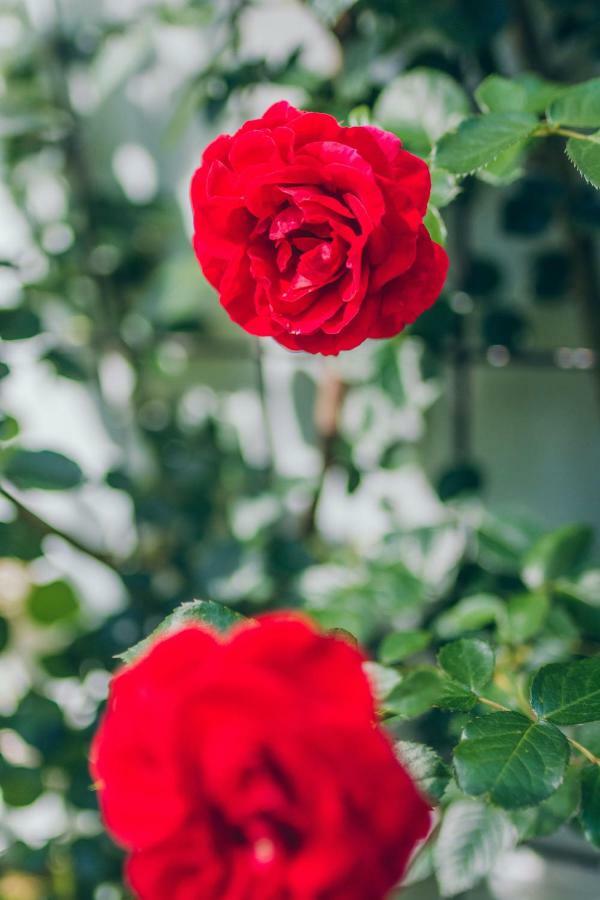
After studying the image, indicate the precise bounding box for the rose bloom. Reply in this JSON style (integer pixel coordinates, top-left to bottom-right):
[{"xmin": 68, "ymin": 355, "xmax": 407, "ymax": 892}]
[
  {"xmin": 91, "ymin": 614, "xmax": 430, "ymax": 899},
  {"xmin": 190, "ymin": 102, "xmax": 448, "ymax": 355}
]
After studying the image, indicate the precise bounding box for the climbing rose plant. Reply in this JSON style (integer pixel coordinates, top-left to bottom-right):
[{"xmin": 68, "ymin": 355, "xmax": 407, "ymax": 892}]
[{"xmin": 91, "ymin": 79, "xmax": 600, "ymax": 898}]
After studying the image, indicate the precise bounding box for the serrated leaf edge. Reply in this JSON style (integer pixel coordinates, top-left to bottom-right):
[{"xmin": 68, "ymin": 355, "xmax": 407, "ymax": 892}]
[{"xmin": 565, "ymin": 138, "xmax": 600, "ymax": 190}]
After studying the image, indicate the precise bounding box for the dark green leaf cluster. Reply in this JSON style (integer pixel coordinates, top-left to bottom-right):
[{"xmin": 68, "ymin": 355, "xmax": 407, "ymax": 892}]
[{"xmin": 363, "ymin": 520, "xmax": 600, "ymax": 895}]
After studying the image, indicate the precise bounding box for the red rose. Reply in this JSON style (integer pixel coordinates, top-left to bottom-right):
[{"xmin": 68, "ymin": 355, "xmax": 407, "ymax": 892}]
[
  {"xmin": 91, "ymin": 614, "xmax": 430, "ymax": 899},
  {"xmin": 190, "ymin": 102, "xmax": 448, "ymax": 355}
]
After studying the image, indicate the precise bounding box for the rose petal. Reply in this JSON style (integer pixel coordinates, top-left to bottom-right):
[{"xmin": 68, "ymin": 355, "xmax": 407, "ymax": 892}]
[{"xmin": 368, "ymin": 227, "xmax": 449, "ymax": 338}]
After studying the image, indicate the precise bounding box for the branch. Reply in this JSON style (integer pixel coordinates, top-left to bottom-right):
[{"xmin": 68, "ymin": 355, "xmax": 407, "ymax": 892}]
[
  {"xmin": 0, "ymin": 483, "xmax": 120, "ymax": 571},
  {"xmin": 303, "ymin": 366, "xmax": 346, "ymax": 537}
]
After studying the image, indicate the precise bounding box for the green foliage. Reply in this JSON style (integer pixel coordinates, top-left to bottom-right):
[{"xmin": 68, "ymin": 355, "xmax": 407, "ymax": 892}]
[
  {"xmin": 0, "ymin": 614, "xmax": 9, "ymax": 652},
  {"xmin": 433, "ymin": 73, "xmax": 600, "ymax": 189},
  {"xmin": 396, "ymin": 740, "xmax": 451, "ymax": 802},
  {"xmin": 434, "ymin": 593, "xmax": 504, "ymax": 638},
  {"xmin": 374, "ymin": 68, "xmax": 469, "ymax": 153},
  {"xmin": 475, "ymin": 73, "xmax": 564, "ymax": 115},
  {"xmin": 522, "ymin": 524, "xmax": 594, "ymax": 588},
  {"xmin": 530, "ymin": 657, "xmax": 600, "ymax": 725},
  {"xmin": 453, "ymin": 712, "xmax": 570, "ymax": 808},
  {"xmin": 0, "ymin": 307, "xmax": 42, "ymax": 340},
  {"xmin": 475, "ymin": 75, "xmax": 531, "ymax": 114},
  {"xmin": 0, "ymin": 766, "xmax": 44, "ymax": 807},
  {"xmin": 433, "ymin": 800, "xmax": 517, "ymax": 897},
  {"xmin": 26, "ymin": 580, "xmax": 79, "ymax": 625},
  {"xmin": 379, "ymin": 629, "xmax": 430, "ymax": 664},
  {"xmin": 437, "ymin": 638, "xmax": 494, "ymax": 692},
  {"xmin": 548, "ymin": 78, "xmax": 600, "ymax": 127},
  {"xmin": 120, "ymin": 599, "xmax": 246, "ymax": 663},
  {"xmin": 435, "ymin": 113, "xmax": 538, "ymax": 175},
  {"xmin": 499, "ymin": 591, "xmax": 549, "ymax": 643},
  {"xmin": 2, "ymin": 449, "xmax": 84, "ymax": 491},
  {"xmin": 580, "ymin": 766, "xmax": 600, "ymax": 848},
  {"xmin": 567, "ymin": 134, "xmax": 600, "ymax": 190},
  {"xmin": 1, "ymin": 1, "xmax": 599, "ymax": 896},
  {"xmin": 0, "ymin": 413, "xmax": 19, "ymax": 441},
  {"xmin": 423, "ymin": 205, "xmax": 447, "ymax": 246},
  {"xmin": 512, "ymin": 767, "xmax": 581, "ymax": 839},
  {"xmin": 386, "ymin": 668, "xmax": 443, "ymax": 719}
]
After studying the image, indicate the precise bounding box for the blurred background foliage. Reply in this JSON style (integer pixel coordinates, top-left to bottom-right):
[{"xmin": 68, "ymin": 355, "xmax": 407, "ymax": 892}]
[{"xmin": 0, "ymin": 0, "xmax": 599, "ymax": 897}]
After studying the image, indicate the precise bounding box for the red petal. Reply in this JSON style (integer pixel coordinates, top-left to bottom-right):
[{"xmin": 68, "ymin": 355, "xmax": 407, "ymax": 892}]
[
  {"xmin": 237, "ymin": 101, "xmax": 301, "ymax": 136},
  {"xmin": 344, "ymin": 125, "xmax": 403, "ymax": 174},
  {"xmin": 290, "ymin": 110, "xmax": 342, "ymax": 146},
  {"xmin": 368, "ymin": 227, "xmax": 449, "ymax": 339},
  {"xmin": 229, "ymin": 130, "xmax": 281, "ymax": 171}
]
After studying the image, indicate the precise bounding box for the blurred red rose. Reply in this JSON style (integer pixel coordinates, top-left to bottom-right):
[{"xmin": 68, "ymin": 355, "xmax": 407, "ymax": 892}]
[
  {"xmin": 190, "ymin": 102, "xmax": 448, "ymax": 355},
  {"xmin": 91, "ymin": 614, "xmax": 430, "ymax": 899}
]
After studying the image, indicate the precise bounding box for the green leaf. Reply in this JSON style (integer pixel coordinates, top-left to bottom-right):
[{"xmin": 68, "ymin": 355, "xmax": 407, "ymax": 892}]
[
  {"xmin": 26, "ymin": 580, "xmax": 79, "ymax": 625},
  {"xmin": 511, "ymin": 767, "xmax": 581, "ymax": 839},
  {"xmin": 499, "ymin": 591, "xmax": 549, "ymax": 644},
  {"xmin": 475, "ymin": 74, "xmax": 565, "ymax": 115},
  {"xmin": 385, "ymin": 668, "xmax": 443, "ymax": 718},
  {"xmin": 438, "ymin": 638, "xmax": 495, "ymax": 692},
  {"xmin": 1, "ymin": 766, "xmax": 44, "ymax": 807},
  {"xmin": 522, "ymin": 523, "xmax": 593, "ymax": 589},
  {"xmin": 396, "ymin": 740, "xmax": 451, "ymax": 802},
  {"xmin": 454, "ymin": 711, "xmax": 570, "ymax": 808},
  {"xmin": 348, "ymin": 104, "xmax": 371, "ymax": 126},
  {"xmin": 475, "ymin": 76, "xmax": 528, "ymax": 113},
  {"xmin": 580, "ymin": 765, "xmax": 600, "ymax": 848},
  {"xmin": 476, "ymin": 512, "xmax": 542, "ymax": 575},
  {"xmin": 513, "ymin": 73, "xmax": 566, "ymax": 113},
  {"xmin": 43, "ymin": 348, "xmax": 88, "ymax": 382},
  {"xmin": 558, "ymin": 569, "xmax": 600, "ymax": 606},
  {"xmin": 364, "ymin": 661, "xmax": 401, "ymax": 702},
  {"xmin": 530, "ymin": 657, "xmax": 600, "ymax": 725},
  {"xmin": 477, "ymin": 139, "xmax": 527, "ymax": 185},
  {"xmin": 0, "ymin": 414, "xmax": 19, "ymax": 441},
  {"xmin": 402, "ymin": 841, "xmax": 435, "ymax": 888},
  {"xmin": 435, "ymin": 593, "xmax": 504, "ymax": 638},
  {"xmin": 548, "ymin": 77, "xmax": 600, "ymax": 127},
  {"xmin": 0, "ymin": 614, "xmax": 9, "ymax": 652},
  {"xmin": 566, "ymin": 133, "xmax": 600, "ymax": 191},
  {"xmin": 435, "ymin": 113, "xmax": 538, "ymax": 175},
  {"xmin": 434, "ymin": 799, "xmax": 518, "ymax": 897},
  {"xmin": 378, "ymin": 629, "xmax": 430, "ymax": 664},
  {"xmin": 0, "ymin": 308, "xmax": 42, "ymax": 340},
  {"xmin": 424, "ymin": 206, "xmax": 447, "ymax": 245},
  {"xmin": 556, "ymin": 571, "xmax": 600, "ymax": 640},
  {"xmin": 10, "ymin": 691, "xmax": 66, "ymax": 757},
  {"xmin": 429, "ymin": 168, "xmax": 461, "ymax": 208},
  {"xmin": 374, "ymin": 67, "xmax": 470, "ymax": 145},
  {"xmin": 437, "ymin": 676, "xmax": 478, "ymax": 712},
  {"xmin": 119, "ymin": 599, "xmax": 247, "ymax": 663},
  {"xmin": 3, "ymin": 449, "xmax": 84, "ymax": 491}
]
